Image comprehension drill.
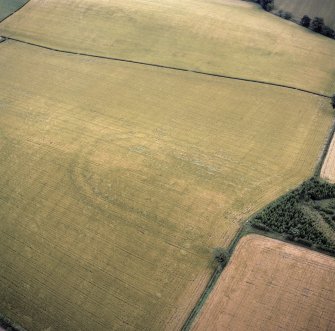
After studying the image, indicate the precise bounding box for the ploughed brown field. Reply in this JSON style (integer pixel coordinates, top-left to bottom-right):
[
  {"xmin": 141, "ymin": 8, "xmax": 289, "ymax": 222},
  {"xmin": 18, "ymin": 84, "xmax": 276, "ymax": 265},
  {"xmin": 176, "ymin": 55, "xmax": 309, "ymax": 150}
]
[{"xmin": 192, "ymin": 234, "xmax": 335, "ymax": 331}]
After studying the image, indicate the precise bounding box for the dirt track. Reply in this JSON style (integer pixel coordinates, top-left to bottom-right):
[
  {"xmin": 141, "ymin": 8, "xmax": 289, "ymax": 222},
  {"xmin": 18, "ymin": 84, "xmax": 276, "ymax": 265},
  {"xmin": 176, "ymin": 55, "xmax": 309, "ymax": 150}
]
[{"xmin": 192, "ymin": 235, "xmax": 335, "ymax": 331}]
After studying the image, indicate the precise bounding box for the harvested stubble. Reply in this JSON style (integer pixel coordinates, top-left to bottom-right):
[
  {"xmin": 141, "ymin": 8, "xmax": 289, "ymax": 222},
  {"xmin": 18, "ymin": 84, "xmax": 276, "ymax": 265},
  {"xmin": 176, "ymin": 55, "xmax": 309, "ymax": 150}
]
[{"xmin": 192, "ymin": 234, "xmax": 335, "ymax": 331}]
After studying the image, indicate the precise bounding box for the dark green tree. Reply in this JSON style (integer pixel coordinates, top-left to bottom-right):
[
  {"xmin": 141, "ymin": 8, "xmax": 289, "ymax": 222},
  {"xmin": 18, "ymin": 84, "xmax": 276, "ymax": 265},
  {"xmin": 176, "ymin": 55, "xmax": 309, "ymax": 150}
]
[
  {"xmin": 258, "ymin": 0, "xmax": 274, "ymax": 11},
  {"xmin": 310, "ymin": 17, "xmax": 325, "ymax": 33},
  {"xmin": 322, "ymin": 25, "xmax": 335, "ymax": 38},
  {"xmin": 300, "ymin": 15, "xmax": 311, "ymax": 28},
  {"xmin": 331, "ymin": 94, "xmax": 335, "ymax": 109},
  {"xmin": 213, "ymin": 248, "xmax": 228, "ymax": 269}
]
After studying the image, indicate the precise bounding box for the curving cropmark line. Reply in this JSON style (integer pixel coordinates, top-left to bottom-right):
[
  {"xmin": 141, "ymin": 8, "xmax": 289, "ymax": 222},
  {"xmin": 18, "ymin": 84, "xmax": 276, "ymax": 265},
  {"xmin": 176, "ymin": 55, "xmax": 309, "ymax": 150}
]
[{"xmin": 0, "ymin": 36, "xmax": 331, "ymax": 99}]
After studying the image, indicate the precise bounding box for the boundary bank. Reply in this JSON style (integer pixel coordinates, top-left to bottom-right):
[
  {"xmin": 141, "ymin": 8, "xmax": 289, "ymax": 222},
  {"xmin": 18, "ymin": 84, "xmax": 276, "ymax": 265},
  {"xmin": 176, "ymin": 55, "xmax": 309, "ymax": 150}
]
[{"xmin": 0, "ymin": 36, "xmax": 331, "ymax": 99}]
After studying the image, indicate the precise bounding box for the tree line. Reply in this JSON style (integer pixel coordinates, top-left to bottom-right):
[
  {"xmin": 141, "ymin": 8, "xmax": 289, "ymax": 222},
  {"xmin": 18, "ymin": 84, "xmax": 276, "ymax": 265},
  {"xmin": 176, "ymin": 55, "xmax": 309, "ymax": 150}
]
[
  {"xmin": 253, "ymin": 0, "xmax": 335, "ymax": 40},
  {"xmin": 300, "ymin": 16, "xmax": 335, "ymax": 39}
]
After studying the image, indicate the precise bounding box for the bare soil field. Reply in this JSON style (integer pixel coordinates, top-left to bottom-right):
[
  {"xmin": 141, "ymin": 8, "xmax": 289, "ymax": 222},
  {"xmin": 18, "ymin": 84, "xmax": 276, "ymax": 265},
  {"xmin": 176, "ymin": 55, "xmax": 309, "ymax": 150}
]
[
  {"xmin": 0, "ymin": 39, "xmax": 333, "ymax": 330},
  {"xmin": 275, "ymin": 0, "xmax": 335, "ymax": 30},
  {"xmin": 1, "ymin": 0, "xmax": 335, "ymax": 94},
  {"xmin": 321, "ymin": 132, "xmax": 335, "ymax": 183},
  {"xmin": 192, "ymin": 234, "xmax": 335, "ymax": 331}
]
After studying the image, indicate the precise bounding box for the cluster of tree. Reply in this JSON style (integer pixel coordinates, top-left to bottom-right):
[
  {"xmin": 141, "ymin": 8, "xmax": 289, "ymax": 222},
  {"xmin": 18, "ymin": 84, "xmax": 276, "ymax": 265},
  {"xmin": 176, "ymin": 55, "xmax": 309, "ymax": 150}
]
[
  {"xmin": 301, "ymin": 16, "xmax": 335, "ymax": 39},
  {"xmin": 251, "ymin": 178, "xmax": 335, "ymax": 255},
  {"xmin": 254, "ymin": 0, "xmax": 335, "ymax": 40},
  {"xmin": 254, "ymin": 0, "xmax": 274, "ymax": 12}
]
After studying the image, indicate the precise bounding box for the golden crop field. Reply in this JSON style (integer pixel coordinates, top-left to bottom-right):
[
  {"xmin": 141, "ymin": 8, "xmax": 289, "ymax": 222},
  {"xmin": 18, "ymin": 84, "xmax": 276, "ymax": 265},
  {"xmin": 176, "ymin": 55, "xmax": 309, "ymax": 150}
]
[
  {"xmin": 192, "ymin": 235, "xmax": 335, "ymax": 331},
  {"xmin": 1, "ymin": 0, "xmax": 335, "ymax": 94},
  {"xmin": 276, "ymin": 0, "xmax": 335, "ymax": 29},
  {"xmin": 1, "ymin": 0, "xmax": 335, "ymax": 329},
  {"xmin": 0, "ymin": 37, "xmax": 333, "ymax": 330}
]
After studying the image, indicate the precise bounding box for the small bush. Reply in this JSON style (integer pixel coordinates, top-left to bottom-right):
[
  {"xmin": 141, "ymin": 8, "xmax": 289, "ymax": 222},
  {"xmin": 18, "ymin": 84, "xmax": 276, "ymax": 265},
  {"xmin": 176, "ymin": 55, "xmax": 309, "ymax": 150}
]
[
  {"xmin": 213, "ymin": 248, "xmax": 228, "ymax": 269},
  {"xmin": 300, "ymin": 15, "xmax": 311, "ymax": 28},
  {"xmin": 311, "ymin": 17, "xmax": 325, "ymax": 33},
  {"xmin": 322, "ymin": 25, "xmax": 335, "ymax": 38}
]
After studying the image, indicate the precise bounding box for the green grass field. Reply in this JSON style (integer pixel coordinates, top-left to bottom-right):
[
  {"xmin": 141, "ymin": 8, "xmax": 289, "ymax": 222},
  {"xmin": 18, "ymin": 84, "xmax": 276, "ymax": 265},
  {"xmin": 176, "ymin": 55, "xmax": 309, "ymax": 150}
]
[
  {"xmin": 1, "ymin": 0, "xmax": 335, "ymax": 94},
  {"xmin": 276, "ymin": 0, "xmax": 335, "ymax": 29},
  {"xmin": 1, "ymin": 0, "xmax": 335, "ymax": 329},
  {"xmin": 0, "ymin": 0, "xmax": 28, "ymax": 21},
  {"xmin": 0, "ymin": 38, "xmax": 333, "ymax": 330}
]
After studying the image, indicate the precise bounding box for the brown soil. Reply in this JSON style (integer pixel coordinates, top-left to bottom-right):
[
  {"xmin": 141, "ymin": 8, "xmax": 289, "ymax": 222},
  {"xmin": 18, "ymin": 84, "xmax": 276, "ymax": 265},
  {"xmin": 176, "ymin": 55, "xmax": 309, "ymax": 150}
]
[{"xmin": 192, "ymin": 234, "xmax": 335, "ymax": 331}]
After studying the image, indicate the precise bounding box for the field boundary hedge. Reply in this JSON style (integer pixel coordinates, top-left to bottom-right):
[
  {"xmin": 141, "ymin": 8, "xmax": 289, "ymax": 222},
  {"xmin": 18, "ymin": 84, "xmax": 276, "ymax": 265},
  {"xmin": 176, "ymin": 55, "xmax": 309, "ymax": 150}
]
[{"xmin": 0, "ymin": 36, "xmax": 331, "ymax": 99}]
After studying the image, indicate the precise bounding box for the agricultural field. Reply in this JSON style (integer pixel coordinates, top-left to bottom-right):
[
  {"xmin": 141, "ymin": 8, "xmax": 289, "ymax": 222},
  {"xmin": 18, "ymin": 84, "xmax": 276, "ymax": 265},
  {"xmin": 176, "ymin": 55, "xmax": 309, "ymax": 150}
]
[
  {"xmin": 1, "ymin": 0, "xmax": 335, "ymax": 330},
  {"xmin": 1, "ymin": 0, "xmax": 335, "ymax": 94},
  {"xmin": 192, "ymin": 234, "xmax": 335, "ymax": 331},
  {"xmin": 275, "ymin": 0, "xmax": 335, "ymax": 29},
  {"xmin": 321, "ymin": 135, "xmax": 335, "ymax": 183},
  {"xmin": 0, "ymin": 0, "xmax": 28, "ymax": 21},
  {"xmin": 0, "ymin": 39, "xmax": 333, "ymax": 330}
]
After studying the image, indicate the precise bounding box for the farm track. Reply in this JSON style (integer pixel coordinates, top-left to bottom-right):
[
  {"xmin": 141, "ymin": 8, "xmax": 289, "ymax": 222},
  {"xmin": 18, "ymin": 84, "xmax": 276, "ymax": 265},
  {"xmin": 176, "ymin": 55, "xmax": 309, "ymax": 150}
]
[{"xmin": 0, "ymin": 36, "xmax": 331, "ymax": 100}]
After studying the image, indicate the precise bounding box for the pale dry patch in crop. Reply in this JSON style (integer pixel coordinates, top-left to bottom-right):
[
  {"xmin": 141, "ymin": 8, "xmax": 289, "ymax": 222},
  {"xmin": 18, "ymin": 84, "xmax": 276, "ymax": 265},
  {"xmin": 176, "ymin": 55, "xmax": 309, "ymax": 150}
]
[{"xmin": 192, "ymin": 234, "xmax": 335, "ymax": 331}]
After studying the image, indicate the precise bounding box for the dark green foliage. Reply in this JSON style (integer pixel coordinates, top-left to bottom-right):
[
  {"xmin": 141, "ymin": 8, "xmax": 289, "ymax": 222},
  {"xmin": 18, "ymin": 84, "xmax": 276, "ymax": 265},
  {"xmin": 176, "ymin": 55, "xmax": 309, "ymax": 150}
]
[
  {"xmin": 322, "ymin": 26, "xmax": 335, "ymax": 38},
  {"xmin": 300, "ymin": 16, "xmax": 334, "ymax": 40},
  {"xmin": 0, "ymin": 314, "xmax": 26, "ymax": 331},
  {"xmin": 213, "ymin": 248, "xmax": 229, "ymax": 269},
  {"xmin": 310, "ymin": 17, "xmax": 325, "ymax": 33},
  {"xmin": 251, "ymin": 178, "xmax": 335, "ymax": 254},
  {"xmin": 300, "ymin": 15, "xmax": 311, "ymax": 28},
  {"xmin": 255, "ymin": 0, "xmax": 274, "ymax": 12},
  {"xmin": 331, "ymin": 95, "xmax": 335, "ymax": 109}
]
